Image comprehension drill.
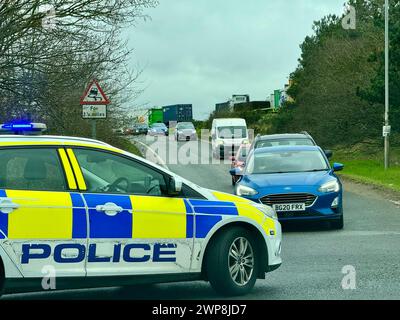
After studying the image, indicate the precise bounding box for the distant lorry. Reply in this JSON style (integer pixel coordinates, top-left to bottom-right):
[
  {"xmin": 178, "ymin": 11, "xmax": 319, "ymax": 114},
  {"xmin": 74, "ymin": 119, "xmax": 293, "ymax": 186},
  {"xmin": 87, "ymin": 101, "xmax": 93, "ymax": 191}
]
[
  {"xmin": 148, "ymin": 108, "xmax": 164, "ymax": 126},
  {"xmin": 162, "ymin": 104, "xmax": 193, "ymax": 126},
  {"xmin": 215, "ymin": 101, "xmax": 230, "ymax": 113},
  {"xmin": 231, "ymin": 95, "xmax": 250, "ymax": 106}
]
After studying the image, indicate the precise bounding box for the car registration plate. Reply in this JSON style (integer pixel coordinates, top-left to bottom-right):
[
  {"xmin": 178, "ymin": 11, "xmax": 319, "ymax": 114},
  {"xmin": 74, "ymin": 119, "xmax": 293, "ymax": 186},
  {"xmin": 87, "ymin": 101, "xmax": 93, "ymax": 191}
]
[{"xmin": 273, "ymin": 203, "xmax": 306, "ymax": 212}]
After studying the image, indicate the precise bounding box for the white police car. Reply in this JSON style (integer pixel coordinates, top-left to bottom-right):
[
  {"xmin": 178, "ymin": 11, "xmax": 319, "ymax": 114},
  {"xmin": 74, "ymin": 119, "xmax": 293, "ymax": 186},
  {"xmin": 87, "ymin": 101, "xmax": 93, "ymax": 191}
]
[{"xmin": 0, "ymin": 122, "xmax": 282, "ymax": 297}]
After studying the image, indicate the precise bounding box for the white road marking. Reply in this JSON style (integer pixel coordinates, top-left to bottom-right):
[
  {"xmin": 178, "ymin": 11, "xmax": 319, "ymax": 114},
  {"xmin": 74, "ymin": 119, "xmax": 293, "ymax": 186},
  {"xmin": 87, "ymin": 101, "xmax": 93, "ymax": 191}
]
[
  {"xmin": 389, "ymin": 200, "xmax": 400, "ymax": 207},
  {"xmin": 131, "ymin": 138, "xmax": 169, "ymax": 170},
  {"xmin": 336, "ymin": 230, "xmax": 400, "ymax": 236}
]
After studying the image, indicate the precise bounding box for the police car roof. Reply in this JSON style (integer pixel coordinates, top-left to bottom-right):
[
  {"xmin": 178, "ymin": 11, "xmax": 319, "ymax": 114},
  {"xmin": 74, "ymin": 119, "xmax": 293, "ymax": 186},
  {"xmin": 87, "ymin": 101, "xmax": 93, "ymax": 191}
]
[{"xmin": 0, "ymin": 135, "xmax": 112, "ymax": 147}]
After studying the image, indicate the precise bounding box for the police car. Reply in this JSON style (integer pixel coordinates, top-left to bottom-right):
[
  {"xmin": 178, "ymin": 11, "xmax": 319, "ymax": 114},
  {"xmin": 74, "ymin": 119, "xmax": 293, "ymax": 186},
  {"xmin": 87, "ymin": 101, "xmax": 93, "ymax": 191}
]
[{"xmin": 0, "ymin": 122, "xmax": 282, "ymax": 297}]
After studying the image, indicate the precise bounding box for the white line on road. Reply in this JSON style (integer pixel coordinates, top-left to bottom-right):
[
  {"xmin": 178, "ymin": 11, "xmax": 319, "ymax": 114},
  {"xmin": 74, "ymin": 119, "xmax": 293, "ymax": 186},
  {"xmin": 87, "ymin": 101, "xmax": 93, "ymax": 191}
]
[
  {"xmin": 131, "ymin": 138, "xmax": 169, "ymax": 170},
  {"xmin": 335, "ymin": 230, "xmax": 400, "ymax": 237},
  {"xmin": 389, "ymin": 200, "xmax": 400, "ymax": 207}
]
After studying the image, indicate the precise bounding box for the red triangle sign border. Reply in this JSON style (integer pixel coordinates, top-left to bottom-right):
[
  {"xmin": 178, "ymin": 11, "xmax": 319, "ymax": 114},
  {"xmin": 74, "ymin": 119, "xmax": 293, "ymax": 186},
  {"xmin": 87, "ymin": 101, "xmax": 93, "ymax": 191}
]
[{"xmin": 80, "ymin": 79, "xmax": 111, "ymax": 105}]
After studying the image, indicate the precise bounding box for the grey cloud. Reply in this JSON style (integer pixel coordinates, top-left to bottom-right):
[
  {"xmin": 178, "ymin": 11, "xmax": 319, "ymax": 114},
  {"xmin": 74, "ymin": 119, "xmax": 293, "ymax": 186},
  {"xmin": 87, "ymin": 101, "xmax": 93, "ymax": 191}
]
[{"xmin": 124, "ymin": 0, "xmax": 344, "ymax": 120}]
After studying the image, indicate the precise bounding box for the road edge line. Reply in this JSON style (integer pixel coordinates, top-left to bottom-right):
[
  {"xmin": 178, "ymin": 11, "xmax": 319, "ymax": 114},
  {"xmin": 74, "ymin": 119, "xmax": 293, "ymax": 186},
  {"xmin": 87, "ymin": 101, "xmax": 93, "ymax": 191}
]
[{"xmin": 131, "ymin": 138, "xmax": 169, "ymax": 170}]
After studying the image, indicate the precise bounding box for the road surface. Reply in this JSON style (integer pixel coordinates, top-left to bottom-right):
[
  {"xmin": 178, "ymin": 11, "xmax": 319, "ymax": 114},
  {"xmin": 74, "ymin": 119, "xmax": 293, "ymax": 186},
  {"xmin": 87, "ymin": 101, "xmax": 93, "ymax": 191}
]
[{"xmin": 3, "ymin": 137, "xmax": 400, "ymax": 300}]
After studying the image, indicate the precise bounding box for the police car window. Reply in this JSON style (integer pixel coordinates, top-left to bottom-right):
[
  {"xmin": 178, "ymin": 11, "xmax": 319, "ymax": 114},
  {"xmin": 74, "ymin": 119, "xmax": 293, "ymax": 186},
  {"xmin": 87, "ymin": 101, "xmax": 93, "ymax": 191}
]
[
  {"xmin": 73, "ymin": 149, "xmax": 167, "ymax": 196},
  {"xmin": 180, "ymin": 184, "xmax": 205, "ymax": 199},
  {"xmin": 0, "ymin": 148, "xmax": 67, "ymax": 191}
]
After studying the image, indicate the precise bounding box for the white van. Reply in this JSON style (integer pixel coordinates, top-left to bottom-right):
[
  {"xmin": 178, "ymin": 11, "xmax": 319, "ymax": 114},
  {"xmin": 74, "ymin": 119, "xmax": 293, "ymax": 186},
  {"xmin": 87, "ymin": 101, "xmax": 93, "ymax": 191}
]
[{"xmin": 211, "ymin": 118, "xmax": 249, "ymax": 159}]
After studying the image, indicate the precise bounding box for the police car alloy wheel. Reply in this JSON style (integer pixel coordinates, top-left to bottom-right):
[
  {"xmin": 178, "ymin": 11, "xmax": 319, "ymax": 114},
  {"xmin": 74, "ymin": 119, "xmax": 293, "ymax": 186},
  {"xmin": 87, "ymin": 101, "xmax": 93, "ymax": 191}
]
[
  {"xmin": 205, "ymin": 227, "xmax": 259, "ymax": 296},
  {"xmin": 228, "ymin": 237, "xmax": 254, "ymax": 286}
]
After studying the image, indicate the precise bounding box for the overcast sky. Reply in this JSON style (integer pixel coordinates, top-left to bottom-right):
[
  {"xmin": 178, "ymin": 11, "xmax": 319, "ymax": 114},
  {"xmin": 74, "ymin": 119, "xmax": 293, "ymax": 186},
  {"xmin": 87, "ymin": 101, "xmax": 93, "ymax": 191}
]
[{"xmin": 124, "ymin": 0, "xmax": 344, "ymax": 120}]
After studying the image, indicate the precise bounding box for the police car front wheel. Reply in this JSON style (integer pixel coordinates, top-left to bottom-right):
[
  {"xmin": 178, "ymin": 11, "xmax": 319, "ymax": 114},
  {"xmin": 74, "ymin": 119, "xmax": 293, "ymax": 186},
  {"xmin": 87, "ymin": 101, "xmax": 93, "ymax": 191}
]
[{"xmin": 205, "ymin": 227, "xmax": 258, "ymax": 296}]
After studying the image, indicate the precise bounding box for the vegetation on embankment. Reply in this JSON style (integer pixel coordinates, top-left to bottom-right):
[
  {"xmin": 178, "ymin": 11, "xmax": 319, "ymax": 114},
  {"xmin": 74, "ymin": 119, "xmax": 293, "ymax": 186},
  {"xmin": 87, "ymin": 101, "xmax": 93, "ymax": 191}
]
[
  {"xmin": 332, "ymin": 141, "xmax": 400, "ymax": 192},
  {"xmin": 195, "ymin": 0, "xmax": 400, "ymax": 192}
]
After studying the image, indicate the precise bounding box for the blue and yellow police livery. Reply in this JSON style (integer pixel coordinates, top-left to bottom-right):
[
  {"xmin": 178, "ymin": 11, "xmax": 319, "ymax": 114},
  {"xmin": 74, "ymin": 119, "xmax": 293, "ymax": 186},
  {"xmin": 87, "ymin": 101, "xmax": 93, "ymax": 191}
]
[{"xmin": 0, "ymin": 131, "xmax": 282, "ymax": 296}]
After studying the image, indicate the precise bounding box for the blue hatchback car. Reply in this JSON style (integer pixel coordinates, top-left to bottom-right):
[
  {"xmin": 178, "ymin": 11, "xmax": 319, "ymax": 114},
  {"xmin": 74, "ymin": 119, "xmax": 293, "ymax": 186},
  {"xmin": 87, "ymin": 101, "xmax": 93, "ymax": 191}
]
[
  {"xmin": 231, "ymin": 146, "xmax": 344, "ymax": 229},
  {"xmin": 148, "ymin": 123, "xmax": 168, "ymax": 136}
]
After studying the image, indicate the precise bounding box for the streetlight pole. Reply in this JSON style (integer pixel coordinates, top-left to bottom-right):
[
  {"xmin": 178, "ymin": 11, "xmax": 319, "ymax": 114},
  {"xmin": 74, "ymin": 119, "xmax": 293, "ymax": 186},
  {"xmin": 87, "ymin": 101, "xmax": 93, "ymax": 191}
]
[{"xmin": 384, "ymin": 0, "xmax": 390, "ymax": 170}]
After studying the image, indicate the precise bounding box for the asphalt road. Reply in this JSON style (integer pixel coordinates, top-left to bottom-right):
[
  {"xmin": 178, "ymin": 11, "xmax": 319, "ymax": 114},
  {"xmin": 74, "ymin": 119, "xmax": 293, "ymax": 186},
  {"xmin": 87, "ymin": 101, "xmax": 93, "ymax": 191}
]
[{"xmin": 3, "ymin": 136, "xmax": 400, "ymax": 300}]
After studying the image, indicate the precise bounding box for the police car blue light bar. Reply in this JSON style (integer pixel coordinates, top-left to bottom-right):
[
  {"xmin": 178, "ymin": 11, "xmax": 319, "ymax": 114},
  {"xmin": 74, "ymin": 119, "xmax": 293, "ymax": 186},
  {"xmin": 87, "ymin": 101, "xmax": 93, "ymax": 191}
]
[{"xmin": 0, "ymin": 122, "xmax": 47, "ymax": 135}]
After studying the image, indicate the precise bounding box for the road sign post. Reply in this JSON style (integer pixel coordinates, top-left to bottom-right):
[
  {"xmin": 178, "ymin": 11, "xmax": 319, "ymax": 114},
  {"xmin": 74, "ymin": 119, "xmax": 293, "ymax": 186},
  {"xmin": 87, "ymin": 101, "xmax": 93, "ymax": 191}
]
[
  {"xmin": 80, "ymin": 79, "xmax": 110, "ymax": 139},
  {"xmin": 91, "ymin": 120, "xmax": 97, "ymax": 140},
  {"xmin": 384, "ymin": 0, "xmax": 390, "ymax": 170}
]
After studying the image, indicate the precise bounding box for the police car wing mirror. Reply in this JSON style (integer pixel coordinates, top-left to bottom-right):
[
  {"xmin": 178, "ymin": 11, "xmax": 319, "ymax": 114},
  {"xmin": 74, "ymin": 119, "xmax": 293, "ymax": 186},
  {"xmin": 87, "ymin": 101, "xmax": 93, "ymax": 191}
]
[{"xmin": 168, "ymin": 176, "xmax": 182, "ymax": 195}]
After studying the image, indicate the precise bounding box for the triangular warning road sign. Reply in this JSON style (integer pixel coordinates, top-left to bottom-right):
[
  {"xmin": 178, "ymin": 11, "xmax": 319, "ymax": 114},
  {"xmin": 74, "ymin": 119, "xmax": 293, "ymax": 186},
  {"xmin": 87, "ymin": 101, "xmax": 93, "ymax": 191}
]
[{"xmin": 80, "ymin": 79, "xmax": 111, "ymax": 105}]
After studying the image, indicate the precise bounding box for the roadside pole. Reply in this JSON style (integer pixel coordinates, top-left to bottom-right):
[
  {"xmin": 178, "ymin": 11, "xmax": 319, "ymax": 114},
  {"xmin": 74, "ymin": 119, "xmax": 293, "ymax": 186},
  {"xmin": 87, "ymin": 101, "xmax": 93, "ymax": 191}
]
[
  {"xmin": 384, "ymin": 0, "xmax": 390, "ymax": 169},
  {"xmin": 91, "ymin": 120, "xmax": 97, "ymax": 140}
]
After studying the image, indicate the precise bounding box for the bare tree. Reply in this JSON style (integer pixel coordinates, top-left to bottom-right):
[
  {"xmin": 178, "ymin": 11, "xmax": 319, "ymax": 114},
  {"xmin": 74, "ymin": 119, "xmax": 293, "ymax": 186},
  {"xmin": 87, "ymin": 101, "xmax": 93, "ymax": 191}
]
[{"xmin": 0, "ymin": 0, "xmax": 158, "ymax": 138}]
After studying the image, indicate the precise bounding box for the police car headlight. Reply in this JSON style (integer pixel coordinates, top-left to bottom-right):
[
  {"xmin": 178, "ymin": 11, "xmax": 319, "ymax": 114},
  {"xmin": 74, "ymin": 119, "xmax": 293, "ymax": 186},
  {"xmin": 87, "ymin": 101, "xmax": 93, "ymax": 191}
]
[
  {"xmin": 253, "ymin": 203, "xmax": 278, "ymax": 220},
  {"xmin": 318, "ymin": 180, "xmax": 340, "ymax": 193},
  {"xmin": 236, "ymin": 185, "xmax": 258, "ymax": 196}
]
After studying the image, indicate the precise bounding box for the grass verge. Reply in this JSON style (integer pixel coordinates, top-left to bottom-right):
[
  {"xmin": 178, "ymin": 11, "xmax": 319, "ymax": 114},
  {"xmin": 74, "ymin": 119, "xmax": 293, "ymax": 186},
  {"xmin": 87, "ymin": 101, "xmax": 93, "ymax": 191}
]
[{"xmin": 332, "ymin": 145, "xmax": 400, "ymax": 193}]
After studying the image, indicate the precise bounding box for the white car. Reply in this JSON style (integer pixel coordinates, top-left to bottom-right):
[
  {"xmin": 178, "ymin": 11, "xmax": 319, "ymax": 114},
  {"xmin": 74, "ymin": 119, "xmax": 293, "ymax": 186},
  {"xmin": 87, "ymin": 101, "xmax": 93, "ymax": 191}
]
[
  {"xmin": 175, "ymin": 122, "xmax": 197, "ymax": 141},
  {"xmin": 0, "ymin": 127, "xmax": 282, "ymax": 297}
]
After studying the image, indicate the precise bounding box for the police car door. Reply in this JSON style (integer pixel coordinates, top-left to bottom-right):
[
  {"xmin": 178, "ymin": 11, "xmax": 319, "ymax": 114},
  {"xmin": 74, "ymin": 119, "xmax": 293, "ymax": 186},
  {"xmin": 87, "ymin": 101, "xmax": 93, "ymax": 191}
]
[
  {"xmin": 0, "ymin": 147, "xmax": 87, "ymax": 278},
  {"xmin": 70, "ymin": 148, "xmax": 192, "ymax": 277}
]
